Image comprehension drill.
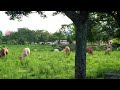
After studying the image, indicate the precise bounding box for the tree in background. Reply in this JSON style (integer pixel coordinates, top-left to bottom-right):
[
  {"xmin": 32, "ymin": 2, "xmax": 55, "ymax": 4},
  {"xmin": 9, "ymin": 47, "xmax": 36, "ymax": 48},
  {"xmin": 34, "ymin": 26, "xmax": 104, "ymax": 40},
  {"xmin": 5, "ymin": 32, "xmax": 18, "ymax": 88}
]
[
  {"xmin": 8, "ymin": 28, "xmax": 52, "ymax": 44},
  {"xmin": 52, "ymin": 29, "xmax": 66, "ymax": 44},
  {"xmin": 35, "ymin": 30, "xmax": 51, "ymax": 43},
  {"xmin": 59, "ymin": 24, "xmax": 75, "ymax": 44},
  {"xmin": 88, "ymin": 12, "xmax": 119, "ymax": 44}
]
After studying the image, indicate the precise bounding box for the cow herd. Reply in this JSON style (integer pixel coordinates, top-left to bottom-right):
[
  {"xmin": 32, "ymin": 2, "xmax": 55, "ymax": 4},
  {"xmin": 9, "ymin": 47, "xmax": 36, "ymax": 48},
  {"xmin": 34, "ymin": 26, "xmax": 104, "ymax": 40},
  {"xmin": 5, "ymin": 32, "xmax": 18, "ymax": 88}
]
[
  {"xmin": 0, "ymin": 45, "xmax": 113, "ymax": 61},
  {"xmin": 0, "ymin": 46, "xmax": 71, "ymax": 61}
]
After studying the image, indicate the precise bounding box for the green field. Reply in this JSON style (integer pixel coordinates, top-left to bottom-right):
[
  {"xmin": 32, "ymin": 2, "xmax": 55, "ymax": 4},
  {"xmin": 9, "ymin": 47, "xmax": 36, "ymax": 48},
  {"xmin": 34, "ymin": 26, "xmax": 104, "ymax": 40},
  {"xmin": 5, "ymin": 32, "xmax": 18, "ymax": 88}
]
[
  {"xmin": 87, "ymin": 51, "xmax": 120, "ymax": 79},
  {"xmin": 0, "ymin": 45, "xmax": 120, "ymax": 79},
  {"xmin": 0, "ymin": 45, "xmax": 75, "ymax": 79}
]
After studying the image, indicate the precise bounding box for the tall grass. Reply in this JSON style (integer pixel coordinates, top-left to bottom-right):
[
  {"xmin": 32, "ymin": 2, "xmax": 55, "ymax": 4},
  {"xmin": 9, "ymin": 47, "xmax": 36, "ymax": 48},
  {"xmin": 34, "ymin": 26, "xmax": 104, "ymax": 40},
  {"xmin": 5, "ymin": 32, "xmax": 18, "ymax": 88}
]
[
  {"xmin": 0, "ymin": 45, "xmax": 75, "ymax": 79},
  {"xmin": 0, "ymin": 44, "xmax": 119, "ymax": 79},
  {"xmin": 86, "ymin": 51, "xmax": 120, "ymax": 79}
]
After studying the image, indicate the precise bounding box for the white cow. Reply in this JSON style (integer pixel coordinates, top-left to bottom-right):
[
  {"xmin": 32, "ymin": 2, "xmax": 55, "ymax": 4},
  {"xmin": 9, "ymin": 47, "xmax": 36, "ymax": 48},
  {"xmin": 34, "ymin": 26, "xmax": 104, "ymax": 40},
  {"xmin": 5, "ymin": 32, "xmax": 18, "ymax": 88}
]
[
  {"xmin": 19, "ymin": 48, "xmax": 30, "ymax": 60},
  {"xmin": 54, "ymin": 49, "xmax": 59, "ymax": 52}
]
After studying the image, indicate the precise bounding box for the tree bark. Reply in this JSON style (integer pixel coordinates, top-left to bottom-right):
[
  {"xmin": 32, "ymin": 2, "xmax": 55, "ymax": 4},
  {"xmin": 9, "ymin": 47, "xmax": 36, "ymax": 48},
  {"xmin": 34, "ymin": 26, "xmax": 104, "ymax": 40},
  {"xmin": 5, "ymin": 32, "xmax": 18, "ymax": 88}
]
[{"xmin": 75, "ymin": 11, "xmax": 89, "ymax": 79}]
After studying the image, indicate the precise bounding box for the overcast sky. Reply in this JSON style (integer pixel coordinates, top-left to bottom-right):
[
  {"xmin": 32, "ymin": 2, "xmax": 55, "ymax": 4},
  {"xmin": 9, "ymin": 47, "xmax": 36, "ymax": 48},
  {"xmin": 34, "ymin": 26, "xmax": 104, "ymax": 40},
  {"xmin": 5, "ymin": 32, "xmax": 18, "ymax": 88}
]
[{"xmin": 0, "ymin": 11, "xmax": 73, "ymax": 34}]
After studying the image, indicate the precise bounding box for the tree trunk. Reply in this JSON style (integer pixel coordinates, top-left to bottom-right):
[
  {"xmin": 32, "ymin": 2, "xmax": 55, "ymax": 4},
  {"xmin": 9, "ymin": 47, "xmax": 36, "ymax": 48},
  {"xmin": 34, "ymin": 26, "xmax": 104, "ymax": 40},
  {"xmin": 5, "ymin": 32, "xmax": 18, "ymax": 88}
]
[
  {"xmin": 63, "ymin": 11, "xmax": 89, "ymax": 79},
  {"xmin": 75, "ymin": 11, "xmax": 89, "ymax": 79}
]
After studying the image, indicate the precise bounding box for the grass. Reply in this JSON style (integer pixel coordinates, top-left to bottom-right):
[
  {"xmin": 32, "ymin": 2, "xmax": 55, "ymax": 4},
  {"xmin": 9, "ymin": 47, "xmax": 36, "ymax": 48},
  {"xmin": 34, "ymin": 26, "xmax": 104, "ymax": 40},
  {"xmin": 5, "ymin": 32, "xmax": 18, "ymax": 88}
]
[
  {"xmin": 0, "ymin": 45, "xmax": 75, "ymax": 79},
  {"xmin": 0, "ymin": 44, "xmax": 119, "ymax": 79},
  {"xmin": 86, "ymin": 51, "xmax": 120, "ymax": 79}
]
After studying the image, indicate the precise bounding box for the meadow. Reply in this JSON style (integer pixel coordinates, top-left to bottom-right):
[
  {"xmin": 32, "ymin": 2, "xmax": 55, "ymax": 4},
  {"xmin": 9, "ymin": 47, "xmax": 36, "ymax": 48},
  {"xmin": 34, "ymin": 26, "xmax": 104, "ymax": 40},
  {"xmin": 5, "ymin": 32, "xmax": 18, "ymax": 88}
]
[
  {"xmin": 0, "ymin": 45, "xmax": 75, "ymax": 79},
  {"xmin": 0, "ymin": 44, "xmax": 120, "ymax": 79},
  {"xmin": 87, "ymin": 51, "xmax": 120, "ymax": 79}
]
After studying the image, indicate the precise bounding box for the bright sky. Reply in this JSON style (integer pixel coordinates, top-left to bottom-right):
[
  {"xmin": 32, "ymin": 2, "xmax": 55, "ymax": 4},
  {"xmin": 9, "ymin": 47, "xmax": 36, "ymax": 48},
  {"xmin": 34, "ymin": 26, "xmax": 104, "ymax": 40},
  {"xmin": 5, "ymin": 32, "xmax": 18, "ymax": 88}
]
[{"xmin": 0, "ymin": 11, "xmax": 73, "ymax": 34}]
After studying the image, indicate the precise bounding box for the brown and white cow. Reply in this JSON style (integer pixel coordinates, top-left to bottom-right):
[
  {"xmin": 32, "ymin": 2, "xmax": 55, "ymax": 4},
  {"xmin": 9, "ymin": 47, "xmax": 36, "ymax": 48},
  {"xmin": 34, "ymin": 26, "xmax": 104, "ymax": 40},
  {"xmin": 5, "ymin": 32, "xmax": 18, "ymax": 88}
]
[
  {"xmin": 0, "ymin": 47, "xmax": 9, "ymax": 58},
  {"xmin": 64, "ymin": 46, "xmax": 70, "ymax": 56}
]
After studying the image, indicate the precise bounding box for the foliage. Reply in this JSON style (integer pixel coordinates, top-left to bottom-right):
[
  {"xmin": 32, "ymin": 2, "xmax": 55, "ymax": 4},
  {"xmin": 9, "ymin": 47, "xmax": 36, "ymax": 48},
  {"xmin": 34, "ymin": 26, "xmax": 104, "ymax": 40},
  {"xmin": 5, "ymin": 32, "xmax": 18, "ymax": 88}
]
[
  {"xmin": 2, "ymin": 35, "xmax": 9, "ymax": 44},
  {"xmin": 112, "ymin": 38, "xmax": 120, "ymax": 44},
  {"xmin": 87, "ymin": 12, "xmax": 120, "ymax": 43},
  {"xmin": 58, "ymin": 12, "xmax": 120, "ymax": 44},
  {"xmin": 7, "ymin": 28, "xmax": 62, "ymax": 44},
  {"xmin": 5, "ymin": 11, "xmax": 47, "ymax": 21},
  {"xmin": 59, "ymin": 24, "xmax": 76, "ymax": 44},
  {"xmin": 52, "ymin": 30, "xmax": 66, "ymax": 44},
  {"xmin": 35, "ymin": 30, "xmax": 51, "ymax": 43}
]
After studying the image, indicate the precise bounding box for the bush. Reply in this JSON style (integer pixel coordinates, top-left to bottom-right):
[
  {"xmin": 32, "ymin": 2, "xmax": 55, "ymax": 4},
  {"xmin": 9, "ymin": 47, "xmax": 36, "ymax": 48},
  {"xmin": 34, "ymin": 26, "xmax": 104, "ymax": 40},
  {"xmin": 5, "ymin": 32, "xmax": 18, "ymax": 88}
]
[{"xmin": 112, "ymin": 43, "xmax": 120, "ymax": 49}]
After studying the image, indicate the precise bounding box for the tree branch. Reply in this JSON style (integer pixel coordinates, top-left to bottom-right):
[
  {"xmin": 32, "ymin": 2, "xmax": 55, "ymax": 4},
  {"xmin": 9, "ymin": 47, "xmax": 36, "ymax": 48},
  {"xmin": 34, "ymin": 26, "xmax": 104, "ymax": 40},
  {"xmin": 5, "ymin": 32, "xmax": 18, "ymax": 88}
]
[{"xmin": 63, "ymin": 11, "xmax": 79, "ymax": 24}]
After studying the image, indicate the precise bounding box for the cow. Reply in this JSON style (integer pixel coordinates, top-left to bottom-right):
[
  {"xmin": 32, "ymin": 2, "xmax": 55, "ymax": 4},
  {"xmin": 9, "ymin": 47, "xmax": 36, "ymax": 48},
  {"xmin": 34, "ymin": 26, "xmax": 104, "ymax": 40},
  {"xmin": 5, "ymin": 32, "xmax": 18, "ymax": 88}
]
[
  {"xmin": 19, "ymin": 48, "xmax": 30, "ymax": 60},
  {"xmin": 64, "ymin": 46, "xmax": 70, "ymax": 56},
  {"xmin": 54, "ymin": 49, "xmax": 59, "ymax": 52},
  {"xmin": 86, "ymin": 47, "xmax": 93, "ymax": 55},
  {"xmin": 0, "ymin": 47, "xmax": 9, "ymax": 58}
]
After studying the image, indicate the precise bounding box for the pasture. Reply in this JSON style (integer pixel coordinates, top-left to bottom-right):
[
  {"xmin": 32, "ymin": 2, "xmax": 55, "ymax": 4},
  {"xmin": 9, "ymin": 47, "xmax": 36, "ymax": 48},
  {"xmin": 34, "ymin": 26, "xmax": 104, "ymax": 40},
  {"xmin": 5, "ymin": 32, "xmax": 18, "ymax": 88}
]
[
  {"xmin": 87, "ymin": 51, "xmax": 120, "ymax": 79},
  {"xmin": 0, "ymin": 45, "xmax": 75, "ymax": 79},
  {"xmin": 0, "ymin": 44, "xmax": 120, "ymax": 79}
]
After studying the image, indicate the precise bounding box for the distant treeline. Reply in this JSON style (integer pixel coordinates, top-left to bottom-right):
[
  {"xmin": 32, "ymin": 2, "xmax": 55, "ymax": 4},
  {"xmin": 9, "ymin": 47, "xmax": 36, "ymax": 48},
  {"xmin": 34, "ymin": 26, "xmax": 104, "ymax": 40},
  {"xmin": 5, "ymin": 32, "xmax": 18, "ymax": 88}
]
[{"xmin": 0, "ymin": 28, "xmax": 74, "ymax": 45}]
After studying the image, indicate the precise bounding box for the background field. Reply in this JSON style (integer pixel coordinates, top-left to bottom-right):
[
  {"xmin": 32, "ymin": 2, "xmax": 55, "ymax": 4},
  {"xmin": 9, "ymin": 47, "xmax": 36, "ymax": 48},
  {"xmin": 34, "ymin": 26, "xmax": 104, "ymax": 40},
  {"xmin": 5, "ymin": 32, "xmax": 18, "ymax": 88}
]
[{"xmin": 0, "ymin": 45, "xmax": 119, "ymax": 79}]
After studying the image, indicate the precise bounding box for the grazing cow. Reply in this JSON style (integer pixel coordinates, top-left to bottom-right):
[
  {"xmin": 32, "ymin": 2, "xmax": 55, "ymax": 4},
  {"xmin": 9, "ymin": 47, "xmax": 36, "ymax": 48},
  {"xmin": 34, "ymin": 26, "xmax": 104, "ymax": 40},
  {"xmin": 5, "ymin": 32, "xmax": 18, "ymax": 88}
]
[
  {"xmin": 19, "ymin": 48, "xmax": 30, "ymax": 60},
  {"xmin": 54, "ymin": 49, "xmax": 59, "ymax": 52},
  {"xmin": 64, "ymin": 46, "xmax": 70, "ymax": 55},
  {"xmin": 86, "ymin": 47, "xmax": 93, "ymax": 55},
  {"xmin": 0, "ymin": 47, "xmax": 9, "ymax": 58}
]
